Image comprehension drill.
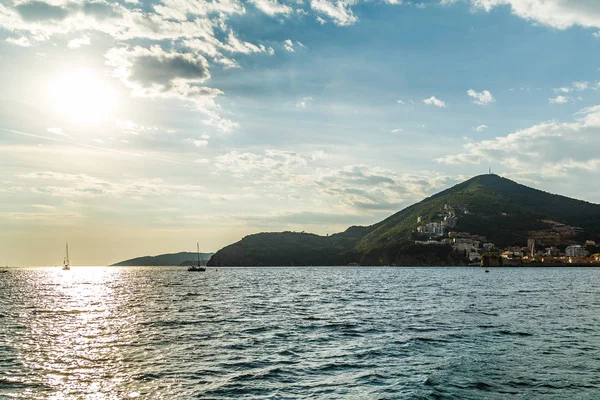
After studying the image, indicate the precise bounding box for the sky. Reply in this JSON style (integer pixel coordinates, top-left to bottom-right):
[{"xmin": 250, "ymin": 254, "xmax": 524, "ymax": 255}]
[{"xmin": 1, "ymin": 0, "xmax": 600, "ymax": 265}]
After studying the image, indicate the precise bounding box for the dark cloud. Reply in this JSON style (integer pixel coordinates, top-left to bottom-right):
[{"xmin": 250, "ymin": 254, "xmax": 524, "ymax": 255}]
[
  {"xmin": 16, "ymin": 1, "xmax": 69, "ymax": 22},
  {"xmin": 81, "ymin": 2, "xmax": 121, "ymax": 19},
  {"xmin": 337, "ymin": 168, "xmax": 396, "ymax": 186},
  {"xmin": 130, "ymin": 54, "xmax": 210, "ymax": 88}
]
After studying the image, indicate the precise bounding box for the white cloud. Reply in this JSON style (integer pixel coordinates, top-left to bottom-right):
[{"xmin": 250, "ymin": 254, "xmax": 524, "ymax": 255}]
[
  {"xmin": 115, "ymin": 120, "xmax": 158, "ymax": 135},
  {"xmin": 573, "ymin": 81, "xmax": 589, "ymax": 91},
  {"xmin": 553, "ymin": 81, "xmax": 597, "ymax": 94},
  {"xmin": 283, "ymin": 39, "xmax": 295, "ymax": 52},
  {"xmin": 248, "ymin": 0, "xmax": 292, "ymax": 16},
  {"xmin": 473, "ymin": 124, "xmax": 488, "ymax": 132},
  {"xmin": 67, "ymin": 34, "xmax": 90, "ymax": 49},
  {"xmin": 222, "ymin": 31, "xmax": 267, "ymax": 55},
  {"xmin": 549, "ymin": 95, "xmax": 570, "ymax": 104},
  {"xmin": 469, "ymin": 0, "xmax": 600, "ymax": 30},
  {"xmin": 391, "ymin": 128, "xmax": 403, "ymax": 133},
  {"xmin": 423, "ymin": 96, "xmax": 446, "ymax": 108},
  {"xmin": 554, "ymin": 87, "xmax": 571, "ymax": 93},
  {"xmin": 396, "ymin": 99, "xmax": 405, "ymax": 104},
  {"xmin": 193, "ymin": 140, "xmax": 208, "ymax": 147},
  {"xmin": 213, "ymin": 149, "xmax": 460, "ymax": 212},
  {"xmin": 310, "ymin": 0, "xmax": 358, "ymax": 26},
  {"xmin": 435, "ymin": 105, "xmax": 600, "ymax": 180},
  {"xmin": 6, "ymin": 36, "xmax": 31, "ymax": 46},
  {"xmin": 594, "ymin": 31, "xmax": 600, "ymax": 38},
  {"xmin": 47, "ymin": 127, "xmax": 65, "ymax": 135},
  {"xmin": 467, "ymin": 89, "xmax": 495, "ymax": 105},
  {"xmin": 296, "ymin": 96, "xmax": 313, "ymax": 108}
]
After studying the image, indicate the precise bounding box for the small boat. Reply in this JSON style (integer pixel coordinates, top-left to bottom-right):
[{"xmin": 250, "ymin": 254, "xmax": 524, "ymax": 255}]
[
  {"xmin": 188, "ymin": 242, "xmax": 206, "ymax": 272},
  {"xmin": 62, "ymin": 243, "xmax": 70, "ymax": 270}
]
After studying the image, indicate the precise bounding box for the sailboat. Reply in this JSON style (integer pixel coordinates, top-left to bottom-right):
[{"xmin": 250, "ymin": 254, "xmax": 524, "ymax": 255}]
[
  {"xmin": 62, "ymin": 243, "xmax": 70, "ymax": 270},
  {"xmin": 188, "ymin": 242, "xmax": 206, "ymax": 272}
]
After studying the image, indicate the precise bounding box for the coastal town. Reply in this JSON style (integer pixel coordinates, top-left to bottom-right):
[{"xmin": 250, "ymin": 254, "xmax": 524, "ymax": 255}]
[{"xmin": 414, "ymin": 204, "xmax": 600, "ymax": 266}]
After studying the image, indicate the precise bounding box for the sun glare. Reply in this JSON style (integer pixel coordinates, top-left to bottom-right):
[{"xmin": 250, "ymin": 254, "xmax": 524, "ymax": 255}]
[{"xmin": 48, "ymin": 68, "xmax": 117, "ymax": 125}]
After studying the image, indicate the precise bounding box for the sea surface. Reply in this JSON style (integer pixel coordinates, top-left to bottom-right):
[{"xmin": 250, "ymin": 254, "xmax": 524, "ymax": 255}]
[{"xmin": 1, "ymin": 267, "xmax": 600, "ymax": 399}]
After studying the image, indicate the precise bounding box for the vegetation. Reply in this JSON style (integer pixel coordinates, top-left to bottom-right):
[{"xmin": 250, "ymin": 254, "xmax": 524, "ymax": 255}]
[
  {"xmin": 208, "ymin": 174, "xmax": 600, "ymax": 266},
  {"xmin": 112, "ymin": 252, "xmax": 214, "ymax": 266}
]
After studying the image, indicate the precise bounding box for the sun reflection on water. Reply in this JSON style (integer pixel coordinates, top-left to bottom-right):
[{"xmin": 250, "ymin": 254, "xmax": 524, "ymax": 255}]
[{"xmin": 12, "ymin": 267, "xmax": 141, "ymax": 399}]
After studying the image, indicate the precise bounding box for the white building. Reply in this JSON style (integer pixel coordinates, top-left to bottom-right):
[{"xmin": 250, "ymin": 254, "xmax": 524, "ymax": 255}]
[{"xmin": 565, "ymin": 245, "xmax": 587, "ymax": 257}]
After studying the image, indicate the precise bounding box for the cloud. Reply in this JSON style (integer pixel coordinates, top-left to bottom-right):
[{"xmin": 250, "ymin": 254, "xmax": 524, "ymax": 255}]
[
  {"xmin": 213, "ymin": 149, "xmax": 461, "ymax": 212},
  {"xmin": 391, "ymin": 128, "xmax": 403, "ymax": 133},
  {"xmin": 115, "ymin": 120, "xmax": 158, "ymax": 135},
  {"xmin": 554, "ymin": 87, "xmax": 571, "ymax": 94},
  {"xmin": 46, "ymin": 127, "xmax": 65, "ymax": 135},
  {"xmin": 0, "ymin": 211, "xmax": 82, "ymax": 223},
  {"xmin": 15, "ymin": 1, "xmax": 69, "ymax": 22},
  {"xmin": 6, "ymin": 36, "xmax": 31, "ymax": 46},
  {"xmin": 106, "ymin": 46, "xmax": 238, "ymax": 132},
  {"xmin": 317, "ymin": 165, "xmax": 462, "ymax": 211},
  {"xmin": 467, "ymin": 89, "xmax": 495, "ymax": 105},
  {"xmin": 555, "ymin": 81, "xmax": 592, "ymax": 93},
  {"xmin": 249, "ymin": 0, "xmax": 292, "ymax": 16},
  {"xmin": 67, "ymin": 34, "xmax": 90, "ymax": 49},
  {"xmin": 396, "ymin": 100, "xmax": 405, "ymax": 104},
  {"xmin": 222, "ymin": 31, "xmax": 268, "ymax": 55},
  {"xmin": 473, "ymin": 124, "xmax": 488, "ymax": 132},
  {"xmin": 310, "ymin": 0, "xmax": 358, "ymax": 26},
  {"xmin": 193, "ymin": 139, "xmax": 208, "ymax": 147},
  {"xmin": 296, "ymin": 96, "xmax": 313, "ymax": 108},
  {"xmin": 549, "ymin": 95, "xmax": 570, "ymax": 104},
  {"xmin": 469, "ymin": 0, "xmax": 600, "ymax": 29},
  {"xmin": 435, "ymin": 104, "xmax": 600, "ymax": 180},
  {"xmin": 423, "ymin": 96, "xmax": 446, "ymax": 108},
  {"xmin": 19, "ymin": 171, "xmax": 210, "ymax": 199},
  {"xmin": 111, "ymin": 46, "xmax": 210, "ymax": 89},
  {"xmin": 283, "ymin": 39, "xmax": 296, "ymax": 52}
]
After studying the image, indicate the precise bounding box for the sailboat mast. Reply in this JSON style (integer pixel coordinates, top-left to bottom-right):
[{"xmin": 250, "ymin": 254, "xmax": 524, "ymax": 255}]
[
  {"xmin": 197, "ymin": 242, "xmax": 200, "ymax": 267},
  {"xmin": 66, "ymin": 243, "xmax": 69, "ymax": 265}
]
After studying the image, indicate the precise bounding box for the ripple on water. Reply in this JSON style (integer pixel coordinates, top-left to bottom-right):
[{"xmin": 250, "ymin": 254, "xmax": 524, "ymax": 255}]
[{"xmin": 2, "ymin": 266, "xmax": 600, "ymax": 398}]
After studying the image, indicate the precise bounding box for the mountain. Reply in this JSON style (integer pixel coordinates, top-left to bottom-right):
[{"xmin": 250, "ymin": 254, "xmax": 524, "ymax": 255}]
[
  {"xmin": 112, "ymin": 252, "xmax": 214, "ymax": 266},
  {"xmin": 208, "ymin": 174, "xmax": 600, "ymax": 266}
]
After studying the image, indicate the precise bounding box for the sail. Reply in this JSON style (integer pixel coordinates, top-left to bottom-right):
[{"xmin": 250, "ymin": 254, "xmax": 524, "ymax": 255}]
[{"xmin": 65, "ymin": 243, "xmax": 70, "ymax": 267}]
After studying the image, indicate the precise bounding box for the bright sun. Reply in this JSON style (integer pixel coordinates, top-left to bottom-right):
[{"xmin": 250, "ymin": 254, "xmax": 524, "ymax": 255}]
[{"xmin": 48, "ymin": 68, "xmax": 117, "ymax": 125}]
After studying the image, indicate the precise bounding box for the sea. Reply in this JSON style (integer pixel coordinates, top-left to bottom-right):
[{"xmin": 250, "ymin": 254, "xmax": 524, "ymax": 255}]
[{"xmin": 1, "ymin": 266, "xmax": 600, "ymax": 399}]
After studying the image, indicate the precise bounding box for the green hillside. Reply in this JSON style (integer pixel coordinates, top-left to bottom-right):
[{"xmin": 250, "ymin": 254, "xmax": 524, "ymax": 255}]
[
  {"xmin": 208, "ymin": 174, "xmax": 600, "ymax": 266},
  {"xmin": 112, "ymin": 251, "xmax": 214, "ymax": 266}
]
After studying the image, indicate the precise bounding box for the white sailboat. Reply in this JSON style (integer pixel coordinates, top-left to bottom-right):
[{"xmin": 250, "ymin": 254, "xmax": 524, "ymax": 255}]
[
  {"xmin": 188, "ymin": 242, "xmax": 206, "ymax": 272},
  {"xmin": 62, "ymin": 243, "xmax": 70, "ymax": 270}
]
